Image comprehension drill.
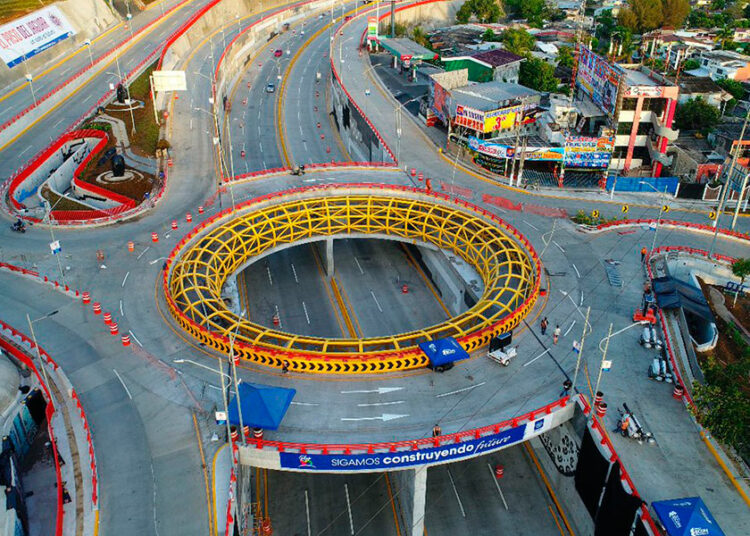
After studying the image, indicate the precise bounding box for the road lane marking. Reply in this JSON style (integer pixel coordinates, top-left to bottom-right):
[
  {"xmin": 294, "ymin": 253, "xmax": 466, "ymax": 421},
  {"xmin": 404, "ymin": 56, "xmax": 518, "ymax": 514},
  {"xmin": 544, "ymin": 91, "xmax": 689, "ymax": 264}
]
[
  {"xmin": 564, "ymin": 321, "xmax": 576, "ymax": 336},
  {"xmin": 344, "ymin": 483, "xmax": 355, "ymax": 536},
  {"xmin": 341, "ymin": 387, "xmax": 403, "ymax": 394},
  {"xmin": 370, "ymin": 290, "xmax": 382, "ymax": 312},
  {"xmin": 486, "ymin": 463, "xmax": 508, "ymax": 510},
  {"xmin": 266, "ymin": 265, "xmax": 273, "ymax": 285},
  {"xmin": 553, "ymin": 241, "xmax": 566, "ymax": 253},
  {"xmin": 121, "ymin": 271, "xmax": 129, "ymax": 287},
  {"xmin": 340, "ymin": 413, "xmax": 408, "ymax": 422},
  {"xmin": 119, "ymin": 299, "xmax": 124, "ymax": 317},
  {"xmin": 435, "ymin": 382, "xmax": 486, "ymax": 398},
  {"xmin": 357, "ymin": 401, "xmax": 405, "ymax": 407},
  {"xmin": 305, "ymin": 489, "xmax": 312, "ymax": 536},
  {"xmin": 128, "ymin": 330, "xmax": 142, "ymax": 347},
  {"xmin": 572, "ymin": 264, "xmax": 580, "ymax": 278},
  {"xmin": 291, "ymin": 262, "xmax": 299, "ymax": 282},
  {"xmin": 290, "ymin": 401, "xmax": 319, "ymax": 407},
  {"xmin": 302, "ymin": 301, "xmax": 310, "ymax": 324},
  {"xmin": 112, "ymin": 369, "xmax": 133, "ymax": 399},
  {"xmin": 137, "ymin": 246, "xmax": 150, "ymax": 260},
  {"xmin": 524, "ymin": 348, "xmax": 551, "ymax": 367},
  {"xmin": 523, "ymin": 220, "xmax": 540, "ymax": 231},
  {"xmin": 354, "ymin": 257, "xmax": 364, "ymax": 274},
  {"xmin": 446, "ymin": 469, "xmax": 466, "ymax": 517}
]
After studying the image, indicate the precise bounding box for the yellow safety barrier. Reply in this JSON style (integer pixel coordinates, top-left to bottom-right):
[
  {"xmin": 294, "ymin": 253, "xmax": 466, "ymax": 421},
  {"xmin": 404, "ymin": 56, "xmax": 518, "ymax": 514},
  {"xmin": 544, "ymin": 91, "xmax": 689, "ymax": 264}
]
[{"xmin": 165, "ymin": 185, "xmax": 540, "ymax": 373}]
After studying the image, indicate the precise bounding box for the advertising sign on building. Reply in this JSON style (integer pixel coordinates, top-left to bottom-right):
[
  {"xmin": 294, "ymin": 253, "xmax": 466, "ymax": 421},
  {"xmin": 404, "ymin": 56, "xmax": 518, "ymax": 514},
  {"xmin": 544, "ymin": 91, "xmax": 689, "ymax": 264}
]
[
  {"xmin": 468, "ymin": 136, "xmax": 515, "ymax": 159},
  {"xmin": 0, "ymin": 6, "xmax": 76, "ymax": 68},
  {"xmin": 278, "ymin": 418, "xmax": 553, "ymax": 471},
  {"xmin": 564, "ymin": 135, "xmax": 615, "ymax": 168},
  {"xmin": 575, "ymin": 46, "xmax": 623, "ymax": 117},
  {"xmin": 431, "ymin": 81, "xmax": 450, "ymax": 124},
  {"xmin": 524, "ymin": 147, "xmax": 565, "ymax": 162},
  {"xmin": 367, "ymin": 17, "xmax": 378, "ymax": 40},
  {"xmin": 402, "ymin": 54, "xmax": 412, "ymax": 69},
  {"xmin": 455, "ymin": 105, "xmax": 485, "ymax": 131},
  {"xmin": 483, "ymin": 105, "xmax": 522, "ymax": 133}
]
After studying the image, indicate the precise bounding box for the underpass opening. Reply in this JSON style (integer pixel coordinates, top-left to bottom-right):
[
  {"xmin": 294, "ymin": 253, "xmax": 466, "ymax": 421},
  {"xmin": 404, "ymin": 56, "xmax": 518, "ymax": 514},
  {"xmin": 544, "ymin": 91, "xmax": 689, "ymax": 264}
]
[{"xmin": 165, "ymin": 185, "xmax": 540, "ymax": 373}]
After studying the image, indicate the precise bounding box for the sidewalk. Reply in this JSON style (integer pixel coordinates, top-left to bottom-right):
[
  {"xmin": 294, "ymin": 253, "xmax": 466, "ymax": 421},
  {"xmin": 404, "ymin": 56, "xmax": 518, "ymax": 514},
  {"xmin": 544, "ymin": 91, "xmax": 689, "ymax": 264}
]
[{"xmin": 213, "ymin": 444, "xmax": 231, "ymax": 536}]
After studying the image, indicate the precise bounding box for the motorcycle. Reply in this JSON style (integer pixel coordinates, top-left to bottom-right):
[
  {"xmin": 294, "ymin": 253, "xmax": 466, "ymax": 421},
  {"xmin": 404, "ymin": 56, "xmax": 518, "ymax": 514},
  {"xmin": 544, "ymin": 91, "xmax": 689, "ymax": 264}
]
[
  {"xmin": 10, "ymin": 222, "xmax": 25, "ymax": 233},
  {"xmin": 290, "ymin": 165, "xmax": 306, "ymax": 176}
]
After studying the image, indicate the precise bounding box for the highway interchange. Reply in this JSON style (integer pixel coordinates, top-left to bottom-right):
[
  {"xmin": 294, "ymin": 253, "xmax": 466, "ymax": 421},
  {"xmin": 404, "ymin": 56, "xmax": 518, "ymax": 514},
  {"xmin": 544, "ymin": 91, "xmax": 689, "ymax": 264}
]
[{"xmin": 1, "ymin": 1, "xmax": 750, "ymax": 535}]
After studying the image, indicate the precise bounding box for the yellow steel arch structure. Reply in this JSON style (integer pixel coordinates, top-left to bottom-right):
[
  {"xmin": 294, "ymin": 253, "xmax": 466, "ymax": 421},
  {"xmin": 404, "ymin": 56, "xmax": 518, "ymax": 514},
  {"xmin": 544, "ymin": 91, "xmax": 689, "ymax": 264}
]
[{"xmin": 164, "ymin": 184, "xmax": 541, "ymax": 374}]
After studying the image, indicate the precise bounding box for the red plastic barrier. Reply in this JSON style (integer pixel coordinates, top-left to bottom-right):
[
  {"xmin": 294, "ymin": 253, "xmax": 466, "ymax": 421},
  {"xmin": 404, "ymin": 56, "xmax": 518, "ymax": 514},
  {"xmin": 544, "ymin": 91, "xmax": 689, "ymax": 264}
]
[
  {"xmin": 46, "ymin": 403, "xmax": 64, "ymax": 536},
  {"xmin": 597, "ymin": 219, "xmax": 750, "ymax": 243},
  {"xmin": 482, "ymin": 193, "xmax": 522, "ymax": 211}
]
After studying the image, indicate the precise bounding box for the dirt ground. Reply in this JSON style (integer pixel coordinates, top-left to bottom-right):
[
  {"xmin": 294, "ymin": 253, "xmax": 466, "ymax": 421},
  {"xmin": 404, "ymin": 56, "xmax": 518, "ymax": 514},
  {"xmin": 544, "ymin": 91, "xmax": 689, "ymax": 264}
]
[{"xmin": 699, "ymin": 278, "xmax": 750, "ymax": 367}]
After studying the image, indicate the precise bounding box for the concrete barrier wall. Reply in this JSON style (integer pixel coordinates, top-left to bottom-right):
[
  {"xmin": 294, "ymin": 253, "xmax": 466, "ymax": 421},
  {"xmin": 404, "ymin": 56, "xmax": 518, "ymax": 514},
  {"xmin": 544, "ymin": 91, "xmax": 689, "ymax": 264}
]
[
  {"xmin": 0, "ymin": 0, "xmax": 119, "ymax": 89},
  {"xmin": 416, "ymin": 246, "xmax": 481, "ymax": 316},
  {"xmin": 385, "ymin": 0, "xmax": 461, "ymax": 30}
]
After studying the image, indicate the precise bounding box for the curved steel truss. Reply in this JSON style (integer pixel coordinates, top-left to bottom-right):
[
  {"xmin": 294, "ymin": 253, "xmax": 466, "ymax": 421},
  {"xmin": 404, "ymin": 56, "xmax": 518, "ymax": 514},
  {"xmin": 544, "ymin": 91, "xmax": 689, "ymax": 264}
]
[{"xmin": 165, "ymin": 185, "xmax": 540, "ymax": 373}]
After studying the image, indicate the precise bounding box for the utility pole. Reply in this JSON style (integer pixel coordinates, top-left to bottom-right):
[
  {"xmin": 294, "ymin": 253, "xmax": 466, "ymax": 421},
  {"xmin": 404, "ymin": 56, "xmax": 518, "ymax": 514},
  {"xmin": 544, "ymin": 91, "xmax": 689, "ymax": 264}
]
[
  {"xmin": 731, "ymin": 172, "xmax": 749, "ymax": 230},
  {"xmin": 390, "ymin": 0, "xmax": 395, "ymax": 37},
  {"xmin": 571, "ymin": 307, "xmax": 591, "ymax": 394},
  {"xmin": 593, "ymin": 323, "xmax": 613, "ymax": 399},
  {"xmin": 711, "ymin": 109, "xmax": 750, "ymax": 256}
]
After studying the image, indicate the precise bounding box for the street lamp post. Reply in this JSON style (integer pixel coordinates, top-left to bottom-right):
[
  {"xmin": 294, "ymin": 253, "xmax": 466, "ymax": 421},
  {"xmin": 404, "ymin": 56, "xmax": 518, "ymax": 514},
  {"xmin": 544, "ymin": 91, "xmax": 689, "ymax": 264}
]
[
  {"xmin": 83, "ymin": 39, "xmax": 94, "ymax": 66},
  {"xmin": 25, "ymin": 73, "xmax": 37, "ymax": 106},
  {"xmin": 173, "ymin": 358, "xmax": 233, "ymax": 442},
  {"xmin": 639, "ymin": 181, "xmax": 668, "ymax": 254},
  {"xmin": 394, "ymin": 96, "xmax": 420, "ymax": 164},
  {"xmin": 26, "ymin": 311, "xmax": 59, "ymax": 394}
]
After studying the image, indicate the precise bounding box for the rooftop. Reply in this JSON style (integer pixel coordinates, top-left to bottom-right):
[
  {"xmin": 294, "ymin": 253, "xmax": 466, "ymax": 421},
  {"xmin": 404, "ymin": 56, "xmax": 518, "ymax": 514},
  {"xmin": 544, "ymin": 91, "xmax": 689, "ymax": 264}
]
[
  {"xmin": 624, "ymin": 68, "xmax": 659, "ymax": 87},
  {"xmin": 378, "ymin": 37, "xmax": 437, "ymax": 60},
  {"xmin": 451, "ymin": 81, "xmax": 540, "ymax": 111},
  {"xmin": 469, "ymin": 48, "xmax": 524, "ymax": 67},
  {"xmin": 678, "ymin": 75, "xmax": 725, "ymax": 94}
]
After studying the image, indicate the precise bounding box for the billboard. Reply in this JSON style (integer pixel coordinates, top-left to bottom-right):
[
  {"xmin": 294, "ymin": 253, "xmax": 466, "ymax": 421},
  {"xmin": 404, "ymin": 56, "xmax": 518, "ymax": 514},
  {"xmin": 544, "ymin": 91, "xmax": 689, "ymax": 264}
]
[
  {"xmin": 468, "ymin": 136, "xmax": 515, "ymax": 159},
  {"xmin": 564, "ymin": 136, "xmax": 615, "ymax": 168},
  {"xmin": 0, "ymin": 6, "xmax": 76, "ymax": 68},
  {"xmin": 576, "ymin": 46, "xmax": 623, "ymax": 117},
  {"xmin": 278, "ymin": 418, "xmax": 550, "ymax": 471},
  {"xmin": 483, "ymin": 105, "xmax": 522, "ymax": 133},
  {"xmin": 431, "ymin": 81, "xmax": 450, "ymax": 123},
  {"xmin": 153, "ymin": 70, "xmax": 187, "ymax": 91},
  {"xmin": 524, "ymin": 147, "xmax": 565, "ymax": 162},
  {"xmin": 455, "ymin": 105, "xmax": 484, "ymax": 131}
]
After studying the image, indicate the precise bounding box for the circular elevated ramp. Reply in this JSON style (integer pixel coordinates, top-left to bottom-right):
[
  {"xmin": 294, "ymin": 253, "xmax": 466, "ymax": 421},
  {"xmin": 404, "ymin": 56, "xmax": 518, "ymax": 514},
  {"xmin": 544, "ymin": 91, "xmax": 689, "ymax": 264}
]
[{"xmin": 165, "ymin": 184, "xmax": 540, "ymax": 373}]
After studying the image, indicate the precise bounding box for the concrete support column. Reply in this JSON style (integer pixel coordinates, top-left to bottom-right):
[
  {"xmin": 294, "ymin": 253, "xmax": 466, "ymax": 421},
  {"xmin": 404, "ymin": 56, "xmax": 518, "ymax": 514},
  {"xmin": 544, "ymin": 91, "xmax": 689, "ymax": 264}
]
[
  {"xmin": 325, "ymin": 238, "xmax": 334, "ymax": 277},
  {"xmin": 391, "ymin": 466, "xmax": 427, "ymax": 536}
]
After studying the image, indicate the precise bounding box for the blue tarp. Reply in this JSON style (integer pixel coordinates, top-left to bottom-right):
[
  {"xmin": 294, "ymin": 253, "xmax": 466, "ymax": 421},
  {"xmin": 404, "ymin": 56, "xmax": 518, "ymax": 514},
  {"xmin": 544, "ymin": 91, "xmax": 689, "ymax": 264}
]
[
  {"xmin": 228, "ymin": 382, "xmax": 296, "ymax": 430},
  {"xmin": 419, "ymin": 337, "xmax": 470, "ymax": 367},
  {"xmin": 652, "ymin": 497, "xmax": 725, "ymax": 536},
  {"xmin": 605, "ymin": 176, "xmax": 679, "ymax": 196}
]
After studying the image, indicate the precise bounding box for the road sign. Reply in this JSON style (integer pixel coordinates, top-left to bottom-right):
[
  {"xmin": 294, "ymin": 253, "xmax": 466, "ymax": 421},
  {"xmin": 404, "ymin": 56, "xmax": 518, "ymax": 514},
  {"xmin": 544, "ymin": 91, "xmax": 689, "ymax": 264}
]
[
  {"xmin": 602, "ymin": 360, "xmax": 612, "ymax": 371},
  {"xmin": 152, "ymin": 70, "xmax": 187, "ymax": 91},
  {"xmin": 662, "ymin": 204, "xmax": 670, "ymax": 213},
  {"xmin": 49, "ymin": 240, "xmax": 61, "ymax": 254},
  {"xmin": 592, "ymin": 210, "xmax": 600, "ymax": 218},
  {"xmin": 709, "ymin": 211, "xmax": 716, "ymax": 219},
  {"xmin": 622, "ymin": 205, "xmax": 629, "ymax": 213}
]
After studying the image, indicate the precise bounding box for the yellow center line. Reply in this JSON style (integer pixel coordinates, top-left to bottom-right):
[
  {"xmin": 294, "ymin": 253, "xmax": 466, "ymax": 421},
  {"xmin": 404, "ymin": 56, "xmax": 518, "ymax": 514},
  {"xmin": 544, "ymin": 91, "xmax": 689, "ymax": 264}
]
[
  {"xmin": 384, "ymin": 473, "xmax": 403, "ymax": 536},
  {"xmin": 547, "ymin": 503, "xmax": 567, "ymax": 536},
  {"xmin": 524, "ymin": 442, "xmax": 576, "ymax": 536},
  {"xmin": 337, "ymin": 277, "xmax": 364, "ymax": 337},
  {"xmin": 194, "ymin": 412, "xmax": 216, "ymax": 536},
  {"xmin": 331, "ymin": 276, "xmax": 358, "ymax": 338}
]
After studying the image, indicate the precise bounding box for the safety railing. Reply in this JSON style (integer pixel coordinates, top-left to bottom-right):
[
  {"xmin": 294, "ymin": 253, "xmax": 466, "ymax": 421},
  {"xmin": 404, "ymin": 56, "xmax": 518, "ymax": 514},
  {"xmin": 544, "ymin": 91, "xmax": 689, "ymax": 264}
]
[
  {"xmin": 0, "ymin": 261, "xmax": 81, "ymax": 297},
  {"xmin": 596, "ymin": 218, "xmax": 750, "ymax": 242}
]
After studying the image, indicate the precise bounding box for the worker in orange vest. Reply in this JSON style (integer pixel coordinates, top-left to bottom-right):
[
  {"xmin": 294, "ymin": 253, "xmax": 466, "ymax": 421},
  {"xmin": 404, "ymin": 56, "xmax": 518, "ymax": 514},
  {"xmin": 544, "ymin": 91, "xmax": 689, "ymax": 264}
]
[
  {"xmin": 614, "ymin": 414, "xmax": 630, "ymax": 437},
  {"xmin": 641, "ymin": 247, "xmax": 647, "ymax": 262}
]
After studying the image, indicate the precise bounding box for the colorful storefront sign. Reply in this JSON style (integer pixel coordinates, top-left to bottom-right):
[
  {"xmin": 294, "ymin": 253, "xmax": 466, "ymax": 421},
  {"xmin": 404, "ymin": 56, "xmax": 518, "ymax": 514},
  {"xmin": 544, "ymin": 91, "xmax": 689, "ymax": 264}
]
[
  {"xmin": 0, "ymin": 6, "xmax": 76, "ymax": 68},
  {"xmin": 483, "ymin": 105, "xmax": 521, "ymax": 133},
  {"xmin": 564, "ymin": 136, "xmax": 615, "ymax": 168},
  {"xmin": 468, "ymin": 136, "xmax": 515, "ymax": 159},
  {"xmin": 455, "ymin": 105, "xmax": 484, "ymax": 131},
  {"xmin": 367, "ymin": 17, "xmax": 378, "ymax": 40}
]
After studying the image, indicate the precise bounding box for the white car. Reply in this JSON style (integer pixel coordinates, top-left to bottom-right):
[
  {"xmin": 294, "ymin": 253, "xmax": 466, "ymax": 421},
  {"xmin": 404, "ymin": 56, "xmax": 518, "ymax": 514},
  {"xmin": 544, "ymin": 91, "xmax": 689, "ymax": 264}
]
[{"xmin": 265, "ymin": 83, "xmax": 275, "ymax": 93}]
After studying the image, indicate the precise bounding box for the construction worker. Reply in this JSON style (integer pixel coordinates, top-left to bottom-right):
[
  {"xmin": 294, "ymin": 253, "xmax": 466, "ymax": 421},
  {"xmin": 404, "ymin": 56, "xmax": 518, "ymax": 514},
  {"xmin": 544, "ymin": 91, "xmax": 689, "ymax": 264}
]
[
  {"xmin": 432, "ymin": 424, "xmax": 442, "ymax": 437},
  {"xmin": 614, "ymin": 414, "xmax": 630, "ymax": 437},
  {"xmin": 641, "ymin": 247, "xmax": 648, "ymax": 262}
]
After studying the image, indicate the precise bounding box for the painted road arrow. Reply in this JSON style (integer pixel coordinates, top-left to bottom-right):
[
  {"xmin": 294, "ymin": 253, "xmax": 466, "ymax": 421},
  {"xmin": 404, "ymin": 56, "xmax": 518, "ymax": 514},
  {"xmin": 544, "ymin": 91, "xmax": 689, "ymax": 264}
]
[
  {"xmin": 340, "ymin": 387, "xmax": 404, "ymax": 394},
  {"xmin": 340, "ymin": 414, "xmax": 409, "ymax": 422}
]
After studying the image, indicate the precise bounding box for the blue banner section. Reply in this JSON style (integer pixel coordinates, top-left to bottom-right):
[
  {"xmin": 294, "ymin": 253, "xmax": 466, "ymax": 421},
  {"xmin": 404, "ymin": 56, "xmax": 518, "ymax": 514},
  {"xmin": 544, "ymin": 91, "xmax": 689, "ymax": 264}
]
[
  {"xmin": 605, "ymin": 176, "xmax": 678, "ymax": 195},
  {"xmin": 279, "ymin": 423, "xmax": 528, "ymax": 471}
]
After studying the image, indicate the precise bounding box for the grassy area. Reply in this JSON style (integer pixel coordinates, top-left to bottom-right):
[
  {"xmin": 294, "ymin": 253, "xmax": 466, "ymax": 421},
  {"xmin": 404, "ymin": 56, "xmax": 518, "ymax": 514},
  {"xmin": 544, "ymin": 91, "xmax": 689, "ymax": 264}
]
[
  {"xmin": 40, "ymin": 185, "xmax": 92, "ymax": 212},
  {"xmin": 0, "ymin": 1, "xmax": 56, "ymax": 24},
  {"xmin": 80, "ymin": 119, "xmax": 156, "ymax": 203},
  {"xmin": 695, "ymin": 282, "xmax": 750, "ymax": 461},
  {"xmin": 109, "ymin": 61, "xmax": 161, "ymax": 157},
  {"xmin": 571, "ymin": 209, "xmax": 620, "ymax": 226}
]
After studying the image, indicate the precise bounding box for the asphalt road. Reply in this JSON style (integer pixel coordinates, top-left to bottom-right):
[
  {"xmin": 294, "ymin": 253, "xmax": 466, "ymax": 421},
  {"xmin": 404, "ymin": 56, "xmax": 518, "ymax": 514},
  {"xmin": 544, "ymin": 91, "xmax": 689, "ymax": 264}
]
[{"xmin": 1, "ymin": 0, "xmax": 750, "ymax": 534}]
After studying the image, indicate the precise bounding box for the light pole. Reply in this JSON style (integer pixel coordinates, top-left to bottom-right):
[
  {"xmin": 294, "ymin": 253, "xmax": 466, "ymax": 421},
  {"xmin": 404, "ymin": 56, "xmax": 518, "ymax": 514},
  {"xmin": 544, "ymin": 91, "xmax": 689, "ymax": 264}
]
[
  {"xmin": 83, "ymin": 39, "xmax": 94, "ymax": 66},
  {"xmin": 228, "ymin": 310, "xmax": 248, "ymax": 445},
  {"xmin": 394, "ymin": 96, "xmax": 420, "ymax": 164},
  {"xmin": 25, "ymin": 73, "xmax": 37, "ymax": 106},
  {"xmin": 173, "ymin": 358, "xmax": 233, "ymax": 442},
  {"xmin": 42, "ymin": 197, "xmax": 68, "ymax": 286},
  {"xmin": 639, "ymin": 181, "xmax": 668, "ymax": 254},
  {"xmin": 26, "ymin": 310, "xmax": 59, "ymax": 394}
]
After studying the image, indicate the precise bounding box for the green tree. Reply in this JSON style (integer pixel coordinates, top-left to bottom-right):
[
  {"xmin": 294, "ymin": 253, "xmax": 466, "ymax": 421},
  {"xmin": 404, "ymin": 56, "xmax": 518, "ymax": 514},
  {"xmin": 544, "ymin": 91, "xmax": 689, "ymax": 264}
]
[
  {"xmin": 519, "ymin": 57, "xmax": 560, "ymax": 92},
  {"xmin": 717, "ymin": 25, "xmax": 735, "ymax": 50},
  {"xmin": 556, "ymin": 46, "xmax": 574, "ymax": 68},
  {"xmin": 412, "ymin": 26, "xmax": 431, "ymax": 50},
  {"xmin": 617, "ymin": 8, "xmax": 639, "ymax": 32},
  {"xmin": 619, "ymin": 0, "xmax": 663, "ymax": 32},
  {"xmin": 716, "ymin": 78, "xmax": 747, "ymax": 100},
  {"xmin": 502, "ymin": 28, "xmax": 535, "ymax": 56},
  {"xmin": 482, "ymin": 28, "xmax": 502, "ymax": 42},
  {"xmin": 687, "ymin": 9, "xmax": 712, "ymax": 28},
  {"xmin": 693, "ymin": 380, "xmax": 750, "ymax": 453},
  {"xmin": 661, "ymin": 0, "xmax": 690, "ymax": 28},
  {"xmin": 595, "ymin": 9, "xmax": 617, "ymax": 41},
  {"xmin": 732, "ymin": 258, "xmax": 750, "ymax": 306},
  {"xmin": 455, "ymin": 0, "xmax": 503, "ymax": 23},
  {"xmin": 682, "ymin": 58, "xmax": 700, "ymax": 71},
  {"xmin": 674, "ymin": 97, "xmax": 720, "ymax": 134}
]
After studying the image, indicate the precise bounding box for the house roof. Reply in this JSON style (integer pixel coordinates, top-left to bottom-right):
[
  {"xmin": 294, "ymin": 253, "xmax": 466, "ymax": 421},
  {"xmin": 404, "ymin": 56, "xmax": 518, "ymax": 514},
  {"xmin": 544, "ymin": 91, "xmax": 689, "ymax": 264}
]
[
  {"xmin": 678, "ymin": 76, "xmax": 724, "ymax": 94},
  {"xmin": 470, "ymin": 48, "xmax": 524, "ymax": 67}
]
